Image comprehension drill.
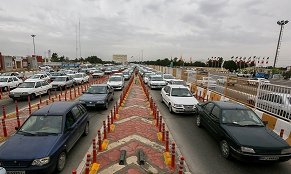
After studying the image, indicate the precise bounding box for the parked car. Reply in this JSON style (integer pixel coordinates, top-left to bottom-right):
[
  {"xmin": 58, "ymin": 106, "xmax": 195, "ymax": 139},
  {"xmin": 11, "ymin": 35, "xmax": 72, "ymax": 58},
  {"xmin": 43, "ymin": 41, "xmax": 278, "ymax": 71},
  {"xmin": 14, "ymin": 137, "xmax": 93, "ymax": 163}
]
[
  {"xmin": 163, "ymin": 74, "xmax": 175, "ymax": 84},
  {"xmin": 9, "ymin": 79, "xmax": 52, "ymax": 100},
  {"xmin": 143, "ymin": 72, "xmax": 155, "ymax": 84},
  {"xmin": 0, "ymin": 76, "xmax": 23, "ymax": 91},
  {"xmin": 79, "ymin": 84, "xmax": 114, "ymax": 109},
  {"xmin": 51, "ymin": 76, "xmax": 74, "ymax": 90},
  {"xmin": 161, "ymin": 85, "xmax": 198, "ymax": 114},
  {"xmin": 196, "ymin": 100, "xmax": 291, "ymax": 162},
  {"xmin": 0, "ymin": 102, "xmax": 89, "ymax": 174},
  {"xmin": 1, "ymin": 72, "xmax": 24, "ymax": 79},
  {"xmin": 107, "ymin": 76, "xmax": 124, "ymax": 90},
  {"xmin": 217, "ymin": 77, "xmax": 237, "ymax": 86},
  {"xmin": 167, "ymin": 79, "xmax": 190, "ymax": 88},
  {"xmin": 92, "ymin": 70, "xmax": 104, "ymax": 78},
  {"xmin": 73, "ymin": 73, "xmax": 89, "ymax": 84},
  {"xmin": 104, "ymin": 68, "xmax": 112, "ymax": 75},
  {"xmin": 147, "ymin": 75, "xmax": 166, "ymax": 89},
  {"xmin": 25, "ymin": 74, "xmax": 50, "ymax": 82},
  {"xmin": 122, "ymin": 71, "xmax": 130, "ymax": 80},
  {"xmin": 198, "ymin": 77, "xmax": 217, "ymax": 88},
  {"xmin": 247, "ymin": 78, "xmax": 270, "ymax": 86}
]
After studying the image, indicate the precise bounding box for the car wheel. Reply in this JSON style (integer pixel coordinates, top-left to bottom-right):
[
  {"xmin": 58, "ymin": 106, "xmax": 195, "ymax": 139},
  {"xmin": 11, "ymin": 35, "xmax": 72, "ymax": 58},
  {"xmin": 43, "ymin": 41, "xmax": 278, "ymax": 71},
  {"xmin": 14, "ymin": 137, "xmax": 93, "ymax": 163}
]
[
  {"xmin": 83, "ymin": 122, "xmax": 89, "ymax": 136},
  {"xmin": 55, "ymin": 151, "xmax": 66, "ymax": 173},
  {"xmin": 30, "ymin": 93, "xmax": 36, "ymax": 100},
  {"xmin": 104, "ymin": 102, "xmax": 109, "ymax": 110},
  {"xmin": 197, "ymin": 114, "xmax": 203, "ymax": 128},
  {"xmin": 169, "ymin": 104, "xmax": 173, "ymax": 113},
  {"xmin": 220, "ymin": 140, "xmax": 231, "ymax": 159}
]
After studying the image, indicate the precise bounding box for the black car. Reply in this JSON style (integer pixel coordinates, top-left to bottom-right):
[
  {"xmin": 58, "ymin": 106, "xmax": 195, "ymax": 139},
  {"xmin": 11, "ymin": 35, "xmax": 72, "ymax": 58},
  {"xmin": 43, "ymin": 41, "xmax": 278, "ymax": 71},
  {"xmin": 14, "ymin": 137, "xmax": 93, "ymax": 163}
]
[
  {"xmin": 79, "ymin": 84, "xmax": 114, "ymax": 109},
  {"xmin": 196, "ymin": 101, "xmax": 291, "ymax": 162}
]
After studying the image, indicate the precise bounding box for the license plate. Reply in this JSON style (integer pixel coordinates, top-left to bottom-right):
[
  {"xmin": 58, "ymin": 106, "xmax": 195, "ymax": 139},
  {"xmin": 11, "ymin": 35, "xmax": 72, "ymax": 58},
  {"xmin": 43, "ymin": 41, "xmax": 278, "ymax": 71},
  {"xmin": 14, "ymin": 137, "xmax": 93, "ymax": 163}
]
[
  {"xmin": 14, "ymin": 94, "xmax": 20, "ymax": 97},
  {"xmin": 87, "ymin": 104, "xmax": 95, "ymax": 106},
  {"xmin": 260, "ymin": 157, "xmax": 279, "ymax": 161},
  {"xmin": 7, "ymin": 171, "xmax": 25, "ymax": 174}
]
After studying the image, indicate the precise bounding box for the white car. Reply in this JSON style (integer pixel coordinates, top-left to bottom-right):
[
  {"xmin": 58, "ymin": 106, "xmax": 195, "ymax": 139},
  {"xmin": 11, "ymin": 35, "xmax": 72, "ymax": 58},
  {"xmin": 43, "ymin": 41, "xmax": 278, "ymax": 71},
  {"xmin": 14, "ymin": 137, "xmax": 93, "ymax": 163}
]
[
  {"xmin": 163, "ymin": 74, "xmax": 175, "ymax": 84},
  {"xmin": 92, "ymin": 70, "xmax": 104, "ymax": 78},
  {"xmin": 247, "ymin": 78, "xmax": 270, "ymax": 86},
  {"xmin": 0, "ymin": 76, "xmax": 23, "ymax": 91},
  {"xmin": 107, "ymin": 76, "xmax": 124, "ymax": 90},
  {"xmin": 161, "ymin": 85, "xmax": 198, "ymax": 114},
  {"xmin": 1, "ymin": 72, "xmax": 24, "ymax": 79},
  {"xmin": 147, "ymin": 75, "xmax": 166, "ymax": 89},
  {"xmin": 51, "ymin": 76, "xmax": 75, "ymax": 90},
  {"xmin": 25, "ymin": 74, "xmax": 50, "ymax": 82},
  {"xmin": 167, "ymin": 79, "xmax": 190, "ymax": 88},
  {"xmin": 143, "ymin": 72, "xmax": 155, "ymax": 84},
  {"xmin": 9, "ymin": 79, "xmax": 52, "ymax": 100},
  {"xmin": 74, "ymin": 73, "xmax": 89, "ymax": 84}
]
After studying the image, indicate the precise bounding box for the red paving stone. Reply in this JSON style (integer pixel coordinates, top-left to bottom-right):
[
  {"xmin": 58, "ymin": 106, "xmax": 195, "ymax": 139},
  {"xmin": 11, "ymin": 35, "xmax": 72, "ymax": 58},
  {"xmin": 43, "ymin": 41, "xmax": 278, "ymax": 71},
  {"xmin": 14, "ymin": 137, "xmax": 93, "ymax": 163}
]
[{"xmin": 119, "ymin": 108, "xmax": 151, "ymax": 119}]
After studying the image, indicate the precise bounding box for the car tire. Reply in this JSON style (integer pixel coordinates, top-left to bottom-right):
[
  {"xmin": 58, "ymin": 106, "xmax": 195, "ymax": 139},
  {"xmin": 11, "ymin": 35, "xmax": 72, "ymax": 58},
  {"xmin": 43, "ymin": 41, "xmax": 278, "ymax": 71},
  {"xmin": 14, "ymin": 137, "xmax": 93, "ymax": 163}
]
[
  {"xmin": 196, "ymin": 114, "xmax": 203, "ymax": 128},
  {"xmin": 30, "ymin": 93, "xmax": 36, "ymax": 100},
  {"xmin": 169, "ymin": 104, "xmax": 173, "ymax": 114},
  {"xmin": 83, "ymin": 122, "xmax": 89, "ymax": 136},
  {"xmin": 220, "ymin": 140, "xmax": 231, "ymax": 159},
  {"xmin": 55, "ymin": 151, "xmax": 66, "ymax": 173}
]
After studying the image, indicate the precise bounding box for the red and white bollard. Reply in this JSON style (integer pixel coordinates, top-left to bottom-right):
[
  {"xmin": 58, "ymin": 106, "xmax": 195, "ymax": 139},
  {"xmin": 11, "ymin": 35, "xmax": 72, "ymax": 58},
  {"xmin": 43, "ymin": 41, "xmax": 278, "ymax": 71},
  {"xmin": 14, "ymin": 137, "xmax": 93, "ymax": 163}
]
[
  {"xmin": 74, "ymin": 85, "xmax": 76, "ymax": 98},
  {"xmin": 72, "ymin": 170, "xmax": 77, "ymax": 174},
  {"xmin": 85, "ymin": 154, "xmax": 91, "ymax": 174},
  {"xmin": 159, "ymin": 116, "xmax": 162, "ymax": 132},
  {"xmin": 178, "ymin": 157, "xmax": 185, "ymax": 174},
  {"xmin": 107, "ymin": 116, "xmax": 111, "ymax": 133},
  {"xmin": 98, "ymin": 130, "xmax": 103, "ymax": 152},
  {"xmin": 15, "ymin": 100, "xmax": 20, "ymax": 127},
  {"xmin": 280, "ymin": 129, "xmax": 284, "ymax": 138},
  {"xmin": 103, "ymin": 120, "xmax": 107, "ymax": 140},
  {"xmin": 116, "ymin": 102, "xmax": 119, "ymax": 115},
  {"xmin": 28, "ymin": 96, "xmax": 31, "ymax": 115},
  {"xmin": 162, "ymin": 123, "xmax": 165, "ymax": 143},
  {"xmin": 39, "ymin": 93, "xmax": 42, "ymax": 104},
  {"xmin": 156, "ymin": 111, "xmax": 159, "ymax": 127},
  {"xmin": 111, "ymin": 110, "xmax": 114, "ymax": 124},
  {"xmin": 78, "ymin": 85, "xmax": 80, "ymax": 95},
  {"xmin": 2, "ymin": 104, "xmax": 6, "ymax": 119},
  {"xmin": 48, "ymin": 90, "xmax": 51, "ymax": 100},
  {"xmin": 92, "ymin": 138, "xmax": 97, "ymax": 163},
  {"xmin": 165, "ymin": 130, "xmax": 169, "ymax": 152},
  {"xmin": 113, "ymin": 106, "xmax": 116, "ymax": 120},
  {"xmin": 170, "ymin": 142, "xmax": 176, "ymax": 169},
  {"xmin": 59, "ymin": 95, "xmax": 61, "ymax": 101},
  {"xmin": 38, "ymin": 104, "xmax": 40, "ymax": 110},
  {"xmin": 60, "ymin": 86, "xmax": 63, "ymax": 95},
  {"xmin": 55, "ymin": 88, "xmax": 57, "ymax": 98},
  {"xmin": 46, "ymin": 100, "xmax": 49, "ymax": 105},
  {"xmin": 69, "ymin": 86, "xmax": 72, "ymax": 100},
  {"xmin": 2, "ymin": 118, "xmax": 8, "ymax": 137}
]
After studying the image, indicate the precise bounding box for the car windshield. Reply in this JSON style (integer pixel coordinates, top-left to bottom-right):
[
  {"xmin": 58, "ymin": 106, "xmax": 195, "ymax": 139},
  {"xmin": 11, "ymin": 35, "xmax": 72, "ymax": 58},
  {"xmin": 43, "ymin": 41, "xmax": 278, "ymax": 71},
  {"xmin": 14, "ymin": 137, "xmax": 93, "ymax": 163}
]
[
  {"xmin": 51, "ymin": 73, "xmax": 63, "ymax": 76},
  {"xmin": 172, "ymin": 81, "xmax": 186, "ymax": 85},
  {"xmin": 18, "ymin": 115, "xmax": 63, "ymax": 135},
  {"xmin": 0, "ymin": 78, "xmax": 8, "ymax": 82},
  {"xmin": 94, "ymin": 70, "xmax": 102, "ymax": 73},
  {"xmin": 164, "ymin": 75, "xmax": 174, "ymax": 79},
  {"xmin": 74, "ymin": 74, "xmax": 83, "ymax": 78},
  {"xmin": 85, "ymin": 86, "xmax": 107, "ymax": 94},
  {"xmin": 109, "ymin": 77, "xmax": 122, "ymax": 81},
  {"xmin": 171, "ymin": 88, "xmax": 192, "ymax": 97},
  {"xmin": 18, "ymin": 82, "xmax": 35, "ymax": 88},
  {"xmin": 151, "ymin": 77, "xmax": 163, "ymax": 81},
  {"xmin": 221, "ymin": 109, "xmax": 264, "ymax": 126},
  {"xmin": 1, "ymin": 73, "xmax": 12, "ymax": 76},
  {"xmin": 29, "ymin": 75, "xmax": 41, "ymax": 79},
  {"xmin": 55, "ymin": 77, "xmax": 66, "ymax": 81}
]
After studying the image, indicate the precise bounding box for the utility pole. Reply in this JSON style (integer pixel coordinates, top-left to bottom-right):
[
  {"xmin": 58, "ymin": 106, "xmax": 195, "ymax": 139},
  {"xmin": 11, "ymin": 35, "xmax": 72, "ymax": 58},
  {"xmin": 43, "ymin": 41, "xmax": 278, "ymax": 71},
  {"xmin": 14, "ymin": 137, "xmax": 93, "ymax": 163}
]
[{"xmin": 274, "ymin": 20, "xmax": 289, "ymax": 69}]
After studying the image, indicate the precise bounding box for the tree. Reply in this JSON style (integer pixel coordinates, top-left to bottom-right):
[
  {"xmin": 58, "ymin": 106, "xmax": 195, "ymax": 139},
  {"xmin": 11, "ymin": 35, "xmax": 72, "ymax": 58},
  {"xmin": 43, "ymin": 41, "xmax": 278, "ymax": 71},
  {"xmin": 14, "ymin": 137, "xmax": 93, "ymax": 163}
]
[
  {"xmin": 223, "ymin": 60, "xmax": 238, "ymax": 72},
  {"xmin": 51, "ymin": 53, "xmax": 59, "ymax": 62}
]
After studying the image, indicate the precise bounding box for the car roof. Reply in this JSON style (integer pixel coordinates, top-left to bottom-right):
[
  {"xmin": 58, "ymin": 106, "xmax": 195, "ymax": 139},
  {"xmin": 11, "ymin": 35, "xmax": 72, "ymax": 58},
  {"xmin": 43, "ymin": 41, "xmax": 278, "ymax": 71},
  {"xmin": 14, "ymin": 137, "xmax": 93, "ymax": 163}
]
[
  {"xmin": 209, "ymin": 101, "xmax": 248, "ymax": 110},
  {"xmin": 168, "ymin": 85, "xmax": 188, "ymax": 88},
  {"xmin": 150, "ymin": 75, "xmax": 162, "ymax": 77},
  {"xmin": 31, "ymin": 102, "xmax": 79, "ymax": 116},
  {"xmin": 24, "ymin": 79, "xmax": 46, "ymax": 82}
]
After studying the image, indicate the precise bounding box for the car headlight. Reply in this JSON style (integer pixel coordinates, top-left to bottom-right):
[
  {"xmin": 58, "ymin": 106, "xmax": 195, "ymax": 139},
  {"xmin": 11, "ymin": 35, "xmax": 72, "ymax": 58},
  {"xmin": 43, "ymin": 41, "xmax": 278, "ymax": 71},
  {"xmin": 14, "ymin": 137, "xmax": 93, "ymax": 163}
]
[
  {"xmin": 79, "ymin": 100, "xmax": 85, "ymax": 103},
  {"xmin": 281, "ymin": 148, "xmax": 291, "ymax": 154},
  {"xmin": 32, "ymin": 157, "xmax": 50, "ymax": 166},
  {"xmin": 241, "ymin": 146, "xmax": 255, "ymax": 153},
  {"xmin": 173, "ymin": 104, "xmax": 183, "ymax": 108},
  {"xmin": 97, "ymin": 101, "xmax": 105, "ymax": 104}
]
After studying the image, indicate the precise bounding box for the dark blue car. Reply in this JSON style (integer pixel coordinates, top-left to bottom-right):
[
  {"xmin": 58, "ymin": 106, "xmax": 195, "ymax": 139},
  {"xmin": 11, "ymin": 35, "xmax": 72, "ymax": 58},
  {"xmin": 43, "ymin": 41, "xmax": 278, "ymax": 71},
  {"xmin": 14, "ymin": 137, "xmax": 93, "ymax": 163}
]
[
  {"xmin": 0, "ymin": 102, "xmax": 89, "ymax": 174},
  {"xmin": 79, "ymin": 84, "xmax": 114, "ymax": 109}
]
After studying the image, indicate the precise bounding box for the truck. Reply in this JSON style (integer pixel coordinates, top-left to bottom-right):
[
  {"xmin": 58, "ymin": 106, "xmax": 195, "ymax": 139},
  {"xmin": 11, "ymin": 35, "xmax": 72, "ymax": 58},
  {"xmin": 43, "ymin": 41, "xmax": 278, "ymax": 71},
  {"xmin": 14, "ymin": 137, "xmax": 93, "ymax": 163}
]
[{"xmin": 255, "ymin": 73, "xmax": 270, "ymax": 79}]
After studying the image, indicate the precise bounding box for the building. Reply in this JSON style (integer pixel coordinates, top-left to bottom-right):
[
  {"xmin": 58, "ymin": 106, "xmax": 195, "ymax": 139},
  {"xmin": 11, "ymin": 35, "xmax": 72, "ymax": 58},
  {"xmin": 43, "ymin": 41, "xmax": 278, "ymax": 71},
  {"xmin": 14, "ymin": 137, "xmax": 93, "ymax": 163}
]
[{"xmin": 113, "ymin": 55, "xmax": 127, "ymax": 65}]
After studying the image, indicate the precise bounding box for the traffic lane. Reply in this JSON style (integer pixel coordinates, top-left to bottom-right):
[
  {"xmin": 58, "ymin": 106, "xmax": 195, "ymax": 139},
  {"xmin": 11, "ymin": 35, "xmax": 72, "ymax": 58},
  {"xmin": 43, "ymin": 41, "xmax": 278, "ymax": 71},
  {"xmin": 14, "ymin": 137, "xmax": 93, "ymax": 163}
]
[
  {"xmin": 56, "ymin": 80, "xmax": 129, "ymax": 174},
  {"xmin": 149, "ymin": 88, "xmax": 291, "ymax": 174}
]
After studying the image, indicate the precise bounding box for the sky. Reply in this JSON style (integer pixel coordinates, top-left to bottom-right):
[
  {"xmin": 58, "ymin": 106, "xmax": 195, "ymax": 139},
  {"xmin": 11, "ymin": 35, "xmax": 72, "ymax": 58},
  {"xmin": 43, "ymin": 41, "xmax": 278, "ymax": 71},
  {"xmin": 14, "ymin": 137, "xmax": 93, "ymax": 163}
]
[{"xmin": 0, "ymin": 0, "xmax": 290, "ymax": 67}]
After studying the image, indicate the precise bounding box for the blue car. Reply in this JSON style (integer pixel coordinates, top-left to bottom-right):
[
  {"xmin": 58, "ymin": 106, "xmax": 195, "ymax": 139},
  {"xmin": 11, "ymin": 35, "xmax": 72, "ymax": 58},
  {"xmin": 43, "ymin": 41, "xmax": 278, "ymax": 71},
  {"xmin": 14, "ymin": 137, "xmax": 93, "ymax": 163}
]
[
  {"xmin": 0, "ymin": 102, "xmax": 89, "ymax": 174},
  {"xmin": 79, "ymin": 84, "xmax": 114, "ymax": 109}
]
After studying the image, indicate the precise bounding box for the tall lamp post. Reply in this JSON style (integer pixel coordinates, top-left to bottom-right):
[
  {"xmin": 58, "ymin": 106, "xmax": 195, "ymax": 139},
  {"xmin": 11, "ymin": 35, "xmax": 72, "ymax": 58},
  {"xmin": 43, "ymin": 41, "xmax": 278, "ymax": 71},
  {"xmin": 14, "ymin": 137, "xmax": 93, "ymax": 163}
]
[
  {"xmin": 31, "ymin": 35, "xmax": 36, "ymax": 55},
  {"xmin": 273, "ymin": 20, "xmax": 288, "ymax": 69}
]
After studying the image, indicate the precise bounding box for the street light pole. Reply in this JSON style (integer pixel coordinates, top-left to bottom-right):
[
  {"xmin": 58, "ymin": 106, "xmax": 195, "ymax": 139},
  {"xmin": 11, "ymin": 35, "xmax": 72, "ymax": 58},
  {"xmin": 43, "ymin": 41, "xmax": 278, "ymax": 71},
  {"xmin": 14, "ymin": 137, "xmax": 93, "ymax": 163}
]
[
  {"xmin": 31, "ymin": 35, "xmax": 36, "ymax": 55},
  {"xmin": 273, "ymin": 20, "xmax": 288, "ymax": 69}
]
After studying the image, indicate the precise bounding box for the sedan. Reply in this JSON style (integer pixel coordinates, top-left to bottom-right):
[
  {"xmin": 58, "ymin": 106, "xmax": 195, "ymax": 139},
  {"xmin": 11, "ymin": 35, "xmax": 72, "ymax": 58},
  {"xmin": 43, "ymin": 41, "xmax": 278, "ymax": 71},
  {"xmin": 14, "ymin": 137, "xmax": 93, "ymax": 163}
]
[
  {"xmin": 196, "ymin": 101, "xmax": 291, "ymax": 162},
  {"xmin": 79, "ymin": 84, "xmax": 114, "ymax": 109},
  {"xmin": 0, "ymin": 102, "xmax": 89, "ymax": 174},
  {"xmin": 247, "ymin": 78, "xmax": 270, "ymax": 86},
  {"xmin": 107, "ymin": 76, "xmax": 124, "ymax": 90}
]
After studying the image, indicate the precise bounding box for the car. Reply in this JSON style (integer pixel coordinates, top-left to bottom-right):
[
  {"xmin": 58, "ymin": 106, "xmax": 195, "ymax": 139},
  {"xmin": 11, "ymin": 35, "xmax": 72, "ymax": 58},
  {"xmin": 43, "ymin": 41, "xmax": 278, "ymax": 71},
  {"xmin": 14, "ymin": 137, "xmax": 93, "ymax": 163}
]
[
  {"xmin": 92, "ymin": 70, "xmax": 104, "ymax": 78},
  {"xmin": 163, "ymin": 74, "xmax": 175, "ymax": 84},
  {"xmin": 198, "ymin": 77, "xmax": 217, "ymax": 88},
  {"xmin": 73, "ymin": 73, "xmax": 89, "ymax": 84},
  {"xmin": 143, "ymin": 72, "xmax": 155, "ymax": 84},
  {"xmin": 1, "ymin": 72, "xmax": 24, "ymax": 79},
  {"xmin": 9, "ymin": 79, "xmax": 52, "ymax": 100},
  {"xmin": 51, "ymin": 76, "xmax": 74, "ymax": 90},
  {"xmin": 25, "ymin": 74, "xmax": 50, "ymax": 82},
  {"xmin": 104, "ymin": 68, "xmax": 112, "ymax": 75},
  {"xmin": 0, "ymin": 102, "xmax": 89, "ymax": 174},
  {"xmin": 112, "ymin": 73, "xmax": 123, "ymax": 78},
  {"xmin": 196, "ymin": 100, "xmax": 291, "ymax": 162},
  {"xmin": 0, "ymin": 76, "xmax": 23, "ymax": 92},
  {"xmin": 50, "ymin": 72, "xmax": 66, "ymax": 82},
  {"xmin": 79, "ymin": 84, "xmax": 114, "ymax": 109},
  {"xmin": 107, "ymin": 76, "xmax": 124, "ymax": 90},
  {"xmin": 39, "ymin": 65, "xmax": 51, "ymax": 69},
  {"xmin": 247, "ymin": 78, "xmax": 270, "ymax": 86},
  {"xmin": 161, "ymin": 85, "xmax": 198, "ymax": 114},
  {"xmin": 0, "ymin": 167, "xmax": 6, "ymax": 174},
  {"xmin": 147, "ymin": 75, "xmax": 166, "ymax": 89},
  {"xmin": 122, "ymin": 71, "xmax": 130, "ymax": 80},
  {"xmin": 167, "ymin": 79, "xmax": 189, "ymax": 88}
]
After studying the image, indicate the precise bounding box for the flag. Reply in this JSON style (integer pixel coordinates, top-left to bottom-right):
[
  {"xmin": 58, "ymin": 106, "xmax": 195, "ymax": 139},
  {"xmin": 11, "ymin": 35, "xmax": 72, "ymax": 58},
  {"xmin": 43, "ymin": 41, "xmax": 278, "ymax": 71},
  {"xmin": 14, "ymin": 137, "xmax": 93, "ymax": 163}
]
[
  {"xmin": 266, "ymin": 57, "xmax": 269, "ymax": 64},
  {"xmin": 231, "ymin": 56, "xmax": 234, "ymax": 59},
  {"xmin": 257, "ymin": 57, "xmax": 260, "ymax": 64}
]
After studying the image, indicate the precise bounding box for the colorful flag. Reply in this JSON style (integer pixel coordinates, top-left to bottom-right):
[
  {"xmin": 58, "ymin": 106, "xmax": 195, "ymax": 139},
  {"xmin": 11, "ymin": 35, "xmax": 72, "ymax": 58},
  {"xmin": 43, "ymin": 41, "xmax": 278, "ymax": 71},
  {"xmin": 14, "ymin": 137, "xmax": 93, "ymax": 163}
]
[{"xmin": 266, "ymin": 57, "xmax": 269, "ymax": 64}]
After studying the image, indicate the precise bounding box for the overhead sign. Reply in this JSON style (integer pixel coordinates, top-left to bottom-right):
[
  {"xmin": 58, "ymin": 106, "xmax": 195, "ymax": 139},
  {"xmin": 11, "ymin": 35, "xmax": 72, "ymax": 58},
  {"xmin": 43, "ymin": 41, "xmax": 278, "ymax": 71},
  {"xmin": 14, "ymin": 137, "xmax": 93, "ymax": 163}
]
[{"xmin": 62, "ymin": 63, "xmax": 79, "ymax": 67}]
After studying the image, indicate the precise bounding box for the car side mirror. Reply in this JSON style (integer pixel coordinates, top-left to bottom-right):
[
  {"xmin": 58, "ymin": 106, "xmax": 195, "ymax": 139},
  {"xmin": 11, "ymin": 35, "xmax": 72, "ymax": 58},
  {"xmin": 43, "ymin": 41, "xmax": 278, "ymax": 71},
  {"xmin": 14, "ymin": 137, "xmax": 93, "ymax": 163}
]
[
  {"xmin": 67, "ymin": 127, "xmax": 74, "ymax": 131},
  {"xmin": 263, "ymin": 120, "xmax": 268, "ymax": 125},
  {"xmin": 165, "ymin": 93, "xmax": 169, "ymax": 96}
]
